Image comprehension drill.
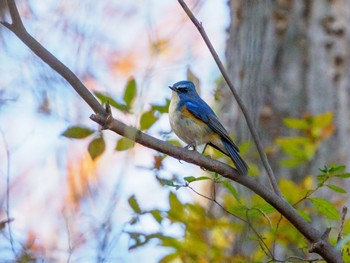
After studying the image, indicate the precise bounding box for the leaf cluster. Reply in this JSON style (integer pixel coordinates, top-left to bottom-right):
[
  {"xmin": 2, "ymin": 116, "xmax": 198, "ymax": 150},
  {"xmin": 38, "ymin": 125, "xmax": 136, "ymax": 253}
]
[{"xmin": 62, "ymin": 77, "xmax": 170, "ymax": 159}]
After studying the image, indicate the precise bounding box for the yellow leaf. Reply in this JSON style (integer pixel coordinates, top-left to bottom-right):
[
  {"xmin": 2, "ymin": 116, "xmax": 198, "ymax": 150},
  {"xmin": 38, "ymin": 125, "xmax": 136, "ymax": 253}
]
[
  {"xmin": 311, "ymin": 112, "xmax": 333, "ymax": 128},
  {"xmin": 279, "ymin": 178, "xmax": 303, "ymax": 203},
  {"xmin": 301, "ymin": 175, "xmax": 314, "ymax": 190}
]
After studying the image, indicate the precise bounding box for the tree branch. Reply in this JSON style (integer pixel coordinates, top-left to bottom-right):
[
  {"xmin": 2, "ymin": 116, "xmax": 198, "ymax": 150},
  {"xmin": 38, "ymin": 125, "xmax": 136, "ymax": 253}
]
[
  {"xmin": 0, "ymin": 0, "xmax": 343, "ymax": 262},
  {"xmin": 177, "ymin": 0, "xmax": 281, "ymax": 197},
  {"xmin": 91, "ymin": 111, "xmax": 341, "ymax": 262},
  {"xmin": 337, "ymin": 206, "xmax": 348, "ymax": 243},
  {"xmin": 0, "ymin": 0, "xmax": 105, "ymax": 116}
]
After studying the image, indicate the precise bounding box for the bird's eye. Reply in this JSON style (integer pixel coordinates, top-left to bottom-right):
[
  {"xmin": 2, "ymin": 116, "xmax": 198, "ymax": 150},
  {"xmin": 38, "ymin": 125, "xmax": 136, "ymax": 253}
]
[{"xmin": 177, "ymin": 87, "xmax": 188, "ymax": 93}]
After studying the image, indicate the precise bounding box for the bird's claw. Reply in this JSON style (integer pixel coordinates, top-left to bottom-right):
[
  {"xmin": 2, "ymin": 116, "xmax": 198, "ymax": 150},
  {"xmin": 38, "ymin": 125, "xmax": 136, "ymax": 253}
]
[{"xmin": 185, "ymin": 142, "xmax": 197, "ymax": 151}]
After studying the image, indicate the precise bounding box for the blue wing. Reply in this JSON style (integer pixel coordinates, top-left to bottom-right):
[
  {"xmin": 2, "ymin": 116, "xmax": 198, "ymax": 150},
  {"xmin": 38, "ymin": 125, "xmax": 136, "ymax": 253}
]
[
  {"xmin": 185, "ymin": 100, "xmax": 239, "ymax": 151},
  {"xmin": 185, "ymin": 99, "xmax": 248, "ymax": 175}
]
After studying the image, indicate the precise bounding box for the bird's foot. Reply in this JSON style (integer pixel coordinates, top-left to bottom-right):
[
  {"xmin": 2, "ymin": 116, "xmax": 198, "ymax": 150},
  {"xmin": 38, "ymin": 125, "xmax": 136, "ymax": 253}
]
[{"xmin": 184, "ymin": 142, "xmax": 197, "ymax": 151}]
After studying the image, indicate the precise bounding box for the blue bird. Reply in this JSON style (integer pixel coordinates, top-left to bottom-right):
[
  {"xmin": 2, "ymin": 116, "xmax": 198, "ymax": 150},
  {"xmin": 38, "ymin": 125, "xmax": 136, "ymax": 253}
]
[{"xmin": 168, "ymin": 80, "xmax": 248, "ymax": 176}]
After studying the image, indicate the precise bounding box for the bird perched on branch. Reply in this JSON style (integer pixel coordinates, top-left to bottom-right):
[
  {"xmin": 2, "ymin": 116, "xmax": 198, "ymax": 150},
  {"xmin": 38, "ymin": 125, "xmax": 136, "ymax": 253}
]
[{"xmin": 168, "ymin": 80, "xmax": 248, "ymax": 176}]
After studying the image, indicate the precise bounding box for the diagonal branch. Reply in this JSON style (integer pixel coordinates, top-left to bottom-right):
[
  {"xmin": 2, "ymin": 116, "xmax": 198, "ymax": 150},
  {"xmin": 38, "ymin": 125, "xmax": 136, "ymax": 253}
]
[
  {"xmin": 5, "ymin": 0, "xmax": 23, "ymax": 28},
  {"xmin": 177, "ymin": 0, "xmax": 281, "ymax": 197},
  {"xmin": 1, "ymin": 0, "xmax": 105, "ymax": 116},
  {"xmin": 90, "ymin": 110, "xmax": 341, "ymax": 262},
  {"xmin": 0, "ymin": 0, "xmax": 342, "ymax": 262}
]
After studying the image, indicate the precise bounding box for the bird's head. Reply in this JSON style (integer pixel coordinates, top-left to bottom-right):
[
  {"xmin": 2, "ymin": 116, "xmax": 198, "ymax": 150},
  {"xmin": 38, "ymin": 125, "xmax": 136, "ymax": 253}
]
[{"xmin": 168, "ymin": 80, "xmax": 198, "ymax": 99}]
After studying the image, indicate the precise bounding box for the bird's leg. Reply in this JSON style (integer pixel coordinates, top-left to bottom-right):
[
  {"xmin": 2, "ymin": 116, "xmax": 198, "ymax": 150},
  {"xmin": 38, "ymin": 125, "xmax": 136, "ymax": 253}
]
[
  {"xmin": 185, "ymin": 141, "xmax": 197, "ymax": 151},
  {"xmin": 178, "ymin": 142, "xmax": 195, "ymax": 163},
  {"xmin": 201, "ymin": 143, "xmax": 208, "ymax": 155},
  {"xmin": 199, "ymin": 144, "xmax": 210, "ymax": 171}
]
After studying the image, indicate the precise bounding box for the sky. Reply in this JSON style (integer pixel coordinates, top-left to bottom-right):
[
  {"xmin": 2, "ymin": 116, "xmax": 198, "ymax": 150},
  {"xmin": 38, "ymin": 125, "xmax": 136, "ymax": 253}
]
[{"xmin": 0, "ymin": 0, "xmax": 230, "ymax": 262}]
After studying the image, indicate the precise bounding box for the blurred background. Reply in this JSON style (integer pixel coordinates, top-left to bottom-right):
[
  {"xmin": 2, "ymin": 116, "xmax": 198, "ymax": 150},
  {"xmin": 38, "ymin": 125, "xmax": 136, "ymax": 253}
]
[{"xmin": 1, "ymin": 0, "xmax": 350, "ymax": 262}]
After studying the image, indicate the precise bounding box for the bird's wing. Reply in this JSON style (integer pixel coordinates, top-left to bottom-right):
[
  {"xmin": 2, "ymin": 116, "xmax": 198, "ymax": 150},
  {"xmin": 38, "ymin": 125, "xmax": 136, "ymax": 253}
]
[{"xmin": 185, "ymin": 100, "xmax": 239, "ymax": 152}]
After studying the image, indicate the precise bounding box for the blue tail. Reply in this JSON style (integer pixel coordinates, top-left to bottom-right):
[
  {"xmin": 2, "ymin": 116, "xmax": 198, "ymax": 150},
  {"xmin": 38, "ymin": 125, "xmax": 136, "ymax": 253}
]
[{"xmin": 222, "ymin": 139, "xmax": 248, "ymax": 176}]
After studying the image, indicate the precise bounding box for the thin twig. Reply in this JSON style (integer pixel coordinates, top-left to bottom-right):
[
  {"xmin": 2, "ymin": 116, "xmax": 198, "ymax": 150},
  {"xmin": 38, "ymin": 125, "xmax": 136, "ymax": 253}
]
[
  {"xmin": 1, "ymin": 1, "xmax": 343, "ymax": 261},
  {"xmin": 187, "ymin": 184, "xmax": 246, "ymax": 222},
  {"xmin": 190, "ymin": 184, "xmax": 273, "ymax": 261},
  {"xmin": 6, "ymin": 0, "xmax": 23, "ymax": 28},
  {"xmin": 248, "ymin": 207, "xmax": 272, "ymax": 228},
  {"xmin": 94, "ymin": 103, "xmax": 342, "ymax": 262},
  {"xmin": 272, "ymin": 215, "xmax": 284, "ymax": 256},
  {"xmin": 189, "ymin": 184, "xmax": 273, "ymax": 259},
  {"xmin": 245, "ymin": 209, "xmax": 273, "ymax": 259},
  {"xmin": 0, "ymin": 129, "xmax": 16, "ymax": 257},
  {"xmin": 1, "ymin": 0, "xmax": 105, "ymax": 116},
  {"xmin": 177, "ymin": 0, "xmax": 280, "ymax": 197},
  {"xmin": 337, "ymin": 206, "xmax": 348, "ymax": 243},
  {"xmin": 63, "ymin": 213, "xmax": 73, "ymax": 263},
  {"xmin": 268, "ymin": 255, "xmax": 323, "ymax": 262}
]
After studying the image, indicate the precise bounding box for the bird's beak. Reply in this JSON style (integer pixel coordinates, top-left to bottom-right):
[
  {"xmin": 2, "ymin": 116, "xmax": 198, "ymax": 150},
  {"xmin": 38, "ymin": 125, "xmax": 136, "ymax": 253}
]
[{"xmin": 168, "ymin": 85, "xmax": 176, "ymax": 91}]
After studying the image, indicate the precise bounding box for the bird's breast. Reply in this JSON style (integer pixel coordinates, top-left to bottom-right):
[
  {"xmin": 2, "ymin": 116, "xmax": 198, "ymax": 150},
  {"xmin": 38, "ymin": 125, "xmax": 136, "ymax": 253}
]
[{"xmin": 169, "ymin": 96, "xmax": 213, "ymax": 145}]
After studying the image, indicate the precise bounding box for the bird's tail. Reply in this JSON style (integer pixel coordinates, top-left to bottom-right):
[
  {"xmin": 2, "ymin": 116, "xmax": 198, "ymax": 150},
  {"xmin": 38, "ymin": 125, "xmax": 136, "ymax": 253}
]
[{"xmin": 222, "ymin": 139, "xmax": 248, "ymax": 176}]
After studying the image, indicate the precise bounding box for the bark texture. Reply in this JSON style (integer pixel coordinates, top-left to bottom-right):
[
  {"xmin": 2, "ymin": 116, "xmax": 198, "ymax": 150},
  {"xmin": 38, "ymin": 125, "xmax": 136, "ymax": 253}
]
[{"xmin": 223, "ymin": 0, "xmax": 350, "ymax": 180}]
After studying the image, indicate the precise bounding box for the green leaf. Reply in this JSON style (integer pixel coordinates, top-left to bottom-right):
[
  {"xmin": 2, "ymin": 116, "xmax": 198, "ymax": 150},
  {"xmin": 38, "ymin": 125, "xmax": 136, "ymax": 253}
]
[
  {"xmin": 335, "ymin": 173, "xmax": 350, "ymax": 179},
  {"xmin": 237, "ymin": 141, "xmax": 252, "ymax": 155},
  {"xmin": 115, "ymin": 137, "xmax": 135, "ymax": 151},
  {"xmin": 283, "ymin": 118, "xmax": 308, "ymax": 130},
  {"xmin": 248, "ymin": 204, "xmax": 275, "ymax": 218},
  {"xmin": 246, "ymin": 162, "xmax": 260, "ymax": 177},
  {"xmin": 309, "ymin": 197, "xmax": 340, "ymax": 220},
  {"xmin": 168, "ymin": 192, "xmax": 185, "ymax": 222},
  {"xmin": 152, "ymin": 99, "xmax": 170, "ymax": 113},
  {"xmin": 280, "ymin": 158, "xmax": 303, "ymax": 168},
  {"xmin": 184, "ymin": 176, "xmax": 210, "ymax": 184},
  {"xmin": 212, "ymin": 173, "xmax": 221, "ymax": 182},
  {"xmin": 151, "ymin": 210, "xmax": 162, "ymax": 224},
  {"xmin": 157, "ymin": 178, "xmax": 175, "ymax": 187},
  {"xmin": 325, "ymin": 184, "xmax": 347, "ymax": 194},
  {"xmin": 169, "ymin": 192, "xmax": 183, "ymax": 212},
  {"xmin": 344, "ymin": 219, "xmax": 350, "ymax": 236},
  {"xmin": 128, "ymin": 195, "xmax": 141, "ymax": 213},
  {"xmin": 62, "ymin": 126, "xmax": 94, "ymax": 139},
  {"xmin": 276, "ymin": 137, "xmax": 311, "ymax": 158},
  {"xmin": 317, "ymin": 173, "xmax": 329, "ymax": 183},
  {"xmin": 221, "ymin": 180, "xmax": 240, "ymax": 201},
  {"xmin": 127, "ymin": 232, "xmax": 158, "ymax": 250},
  {"xmin": 94, "ymin": 92, "xmax": 127, "ymax": 111},
  {"xmin": 159, "ymin": 252, "xmax": 180, "ymax": 263},
  {"xmin": 297, "ymin": 209, "xmax": 312, "ymax": 223},
  {"xmin": 88, "ymin": 136, "xmax": 105, "ymax": 160},
  {"xmin": 312, "ymin": 112, "xmax": 333, "ymax": 128},
  {"xmin": 342, "ymin": 243, "xmax": 350, "ymax": 263},
  {"xmin": 123, "ymin": 77, "xmax": 137, "ymax": 109},
  {"xmin": 319, "ymin": 166, "xmax": 330, "ymax": 173},
  {"xmin": 279, "ymin": 178, "xmax": 303, "ymax": 203},
  {"xmin": 140, "ymin": 110, "xmax": 158, "ymax": 131},
  {"xmin": 329, "ymin": 165, "xmax": 346, "ymax": 173}
]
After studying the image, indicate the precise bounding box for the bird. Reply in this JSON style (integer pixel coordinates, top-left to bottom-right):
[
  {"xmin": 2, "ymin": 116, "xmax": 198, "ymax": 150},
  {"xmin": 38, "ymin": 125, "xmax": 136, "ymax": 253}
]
[{"xmin": 168, "ymin": 80, "xmax": 248, "ymax": 176}]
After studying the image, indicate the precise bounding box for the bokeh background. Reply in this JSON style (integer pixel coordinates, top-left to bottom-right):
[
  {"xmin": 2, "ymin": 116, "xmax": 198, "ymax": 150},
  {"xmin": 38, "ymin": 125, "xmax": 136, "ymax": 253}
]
[
  {"xmin": 1, "ymin": 0, "xmax": 350, "ymax": 262},
  {"xmin": 0, "ymin": 0, "xmax": 229, "ymax": 262}
]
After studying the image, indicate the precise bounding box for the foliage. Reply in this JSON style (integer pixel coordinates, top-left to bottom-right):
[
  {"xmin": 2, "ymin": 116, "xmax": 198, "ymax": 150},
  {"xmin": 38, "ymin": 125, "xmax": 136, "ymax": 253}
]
[
  {"xmin": 122, "ymin": 111, "xmax": 350, "ymax": 262},
  {"xmin": 125, "ymin": 163, "xmax": 350, "ymax": 262},
  {"xmin": 62, "ymin": 83, "xmax": 349, "ymax": 261},
  {"xmin": 62, "ymin": 77, "xmax": 170, "ymax": 159},
  {"xmin": 276, "ymin": 112, "xmax": 335, "ymax": 167}
]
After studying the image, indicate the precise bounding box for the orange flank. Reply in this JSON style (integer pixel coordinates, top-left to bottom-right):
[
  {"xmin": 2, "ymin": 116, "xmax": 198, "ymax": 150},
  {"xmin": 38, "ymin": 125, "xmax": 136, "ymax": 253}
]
[
  {"xmin": 180, "ymin": 104, "xmax": 222, "ymax": 146},
  {"xmin": 181, "ymin": 105, "xmax": 206, "ymax": 126}
]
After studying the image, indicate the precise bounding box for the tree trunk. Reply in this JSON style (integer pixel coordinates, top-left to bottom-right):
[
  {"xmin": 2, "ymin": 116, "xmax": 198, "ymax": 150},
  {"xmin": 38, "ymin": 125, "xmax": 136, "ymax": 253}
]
[{"xmin": 223, "ymin": 0, "xmax": 350, "ymax": 180}]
